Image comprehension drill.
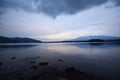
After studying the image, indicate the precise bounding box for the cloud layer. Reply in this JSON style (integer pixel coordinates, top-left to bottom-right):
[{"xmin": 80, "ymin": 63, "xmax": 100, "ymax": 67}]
[{"xmin": 0, "ymin": 0, "xmax": 120, "ymax": 17}]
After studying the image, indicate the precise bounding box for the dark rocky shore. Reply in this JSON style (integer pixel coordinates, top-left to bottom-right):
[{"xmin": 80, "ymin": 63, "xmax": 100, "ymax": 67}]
[{"xmin": 0, "ymin": 56, "xmax": 101, "ymax": 80}]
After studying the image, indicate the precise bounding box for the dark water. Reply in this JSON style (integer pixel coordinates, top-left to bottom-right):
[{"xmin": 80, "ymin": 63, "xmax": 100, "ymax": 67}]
[{"xmin": 0, "ymin": 43, "xmax": 120, "ymax": 80}]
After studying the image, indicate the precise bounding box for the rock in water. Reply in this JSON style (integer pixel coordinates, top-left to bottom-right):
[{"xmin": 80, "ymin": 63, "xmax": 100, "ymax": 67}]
[
  {"xmin": 30, "ymin": 65, "xmax": 38, "ymax": 70},
  {"xmin": 66, "ymin": 66, "xmax": 77, "ymax": 73},
  {"xmin": 58, "ymin": 59, "xmax": 63, "ymax": 63},
  {"xmin": 0, "ymin": 62, "xmax": 2, "ymax": 66},
  {"xmin": 39, "ymin": 62, "xmax": 48, "ymax": 66},
  {"xmin": 11, "ymin": 57, "xmax": 16, "ymax": 59},
  {"xmin": 28, "ymin": 61, "xmax": 36, "ymax": 64}
]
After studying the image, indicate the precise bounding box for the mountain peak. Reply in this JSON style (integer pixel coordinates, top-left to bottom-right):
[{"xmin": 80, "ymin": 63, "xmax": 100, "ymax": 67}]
[{"xmin": 71, "ymin": 35, "xmax": 120, "ymax": 41}]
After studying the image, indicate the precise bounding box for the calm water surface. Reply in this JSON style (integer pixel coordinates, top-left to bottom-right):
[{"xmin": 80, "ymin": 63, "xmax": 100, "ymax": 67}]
[{"xmin": 0, "ymin": 43, "xmax": 120, "ymax": 80}]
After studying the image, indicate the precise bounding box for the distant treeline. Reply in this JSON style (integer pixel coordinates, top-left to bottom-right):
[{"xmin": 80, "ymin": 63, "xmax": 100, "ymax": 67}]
[
  {"xmin": 43, "ymin": 39, "xmax": 120, "ymax": 43},
  {"xmin": 65, "ymin": 39, "xmax": 120, "ymax": 43}
]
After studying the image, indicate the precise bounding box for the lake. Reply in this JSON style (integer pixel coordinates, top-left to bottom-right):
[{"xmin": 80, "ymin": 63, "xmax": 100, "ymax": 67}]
[{"xmin": 0, "ymin": 43, "xmax": 120, "ymax": 80}]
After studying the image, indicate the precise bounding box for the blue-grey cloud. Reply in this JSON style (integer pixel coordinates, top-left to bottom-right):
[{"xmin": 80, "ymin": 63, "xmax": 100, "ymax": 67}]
[
  {"xmin": 113, "ymin": 0, "xmax": 120, "ymax": 6},
  {"xmin": 0, "ymin": 22, "xmax": 2, "ymax": 25},
  {"xmin": 0, "ymin": 0, "xmax": 120, "ymax": 17}
]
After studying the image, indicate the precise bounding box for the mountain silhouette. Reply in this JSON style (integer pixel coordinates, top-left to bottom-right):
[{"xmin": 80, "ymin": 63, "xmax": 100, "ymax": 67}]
[
  {"xmin": 71, "ymin": 36, "xmax": 120, "ymax": 41},
  {"xmin": 0, "ymin": 36, "xmax": 42, "ymax": 43}
]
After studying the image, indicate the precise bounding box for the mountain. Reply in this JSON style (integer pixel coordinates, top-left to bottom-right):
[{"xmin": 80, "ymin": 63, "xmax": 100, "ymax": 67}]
[
  {"xmin": 0, "ymin": 36, "xmax": 42, "ymax": 43},
  {"xmin": 70, "ymin": 36, "xmax": 120, "ymax": 41}
]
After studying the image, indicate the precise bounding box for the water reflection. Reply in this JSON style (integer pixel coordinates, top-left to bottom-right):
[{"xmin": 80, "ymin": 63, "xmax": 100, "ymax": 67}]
[
  {"xmin": 0, "ymin": 43, "xmax": 120, "ymax": 80},
  {"xmin": 46, "ymin": 43, "xmax": 120, "ymax": 54},
  {"xmin": 68, "ymin": 42, "xmax": 120, "ymax": 49},
  {"xmin": 43, "ymin": 43, "xmax": 120, "ymax": 80},
  {"xmin": 0, "ymin": 43, "xmax": 37, "ymax": 48}
]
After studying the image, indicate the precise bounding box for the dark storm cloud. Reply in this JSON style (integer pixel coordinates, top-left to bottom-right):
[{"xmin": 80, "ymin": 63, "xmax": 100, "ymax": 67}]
[
  {"xmin": 0, "ymin": 0, "xmax": 119, "ymax": 17},
  {"xmin": 113, "ymin": 0, "xmax": 120, "ymax": 6},
  {"xmin": 35, "ymin": 0, "xmax": 108, "ymax": 17}
]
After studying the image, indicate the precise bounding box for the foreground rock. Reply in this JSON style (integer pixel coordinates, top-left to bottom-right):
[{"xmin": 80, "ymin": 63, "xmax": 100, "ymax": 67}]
[
  {"xmin": 58, "ymin": 59, "xmax": 63, "ymax": 63},
  {"xmin": 23, "ymin": 56, "xmax": 40, "ymax": 61},
  {"xmin": 28, "ymin": 60, "xmax": 36, "ymax": 64},
  {"xmin": 11, "ymin": 57, "xmax": 16, "ymax": 59},
  {"xmin": 66, "ymin": 66, "xmax": 77, "ymax": 73},
  {"xmin": 0, "ymin": 62, "xmax": 2, "ymax": 66},
  {"xmin": 30, "ymin": 65, "xmax": 38, "ymax": 70},
  {"xmin": 39, "ymin": 62, "xmax": 48, "ymax": 66},
  {"xmin": 65, "ymin": 66, "xmax": 99, "ymax": 80}
]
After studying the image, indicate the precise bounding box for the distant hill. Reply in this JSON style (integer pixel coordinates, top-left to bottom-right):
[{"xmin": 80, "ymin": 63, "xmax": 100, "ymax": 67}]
[
  {"xmin": 71, "ymin": 36, "xmax": 120, "ymax": 41},
  {"xmin": 0, "ymin": 36, "xmax": 42, "ymax": 43}
]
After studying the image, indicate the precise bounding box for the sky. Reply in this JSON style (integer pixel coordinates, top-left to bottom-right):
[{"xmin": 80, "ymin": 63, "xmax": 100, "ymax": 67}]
[{"xmin": 0, "ymin": 0, "xmax": 120, "ymax": 41}]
